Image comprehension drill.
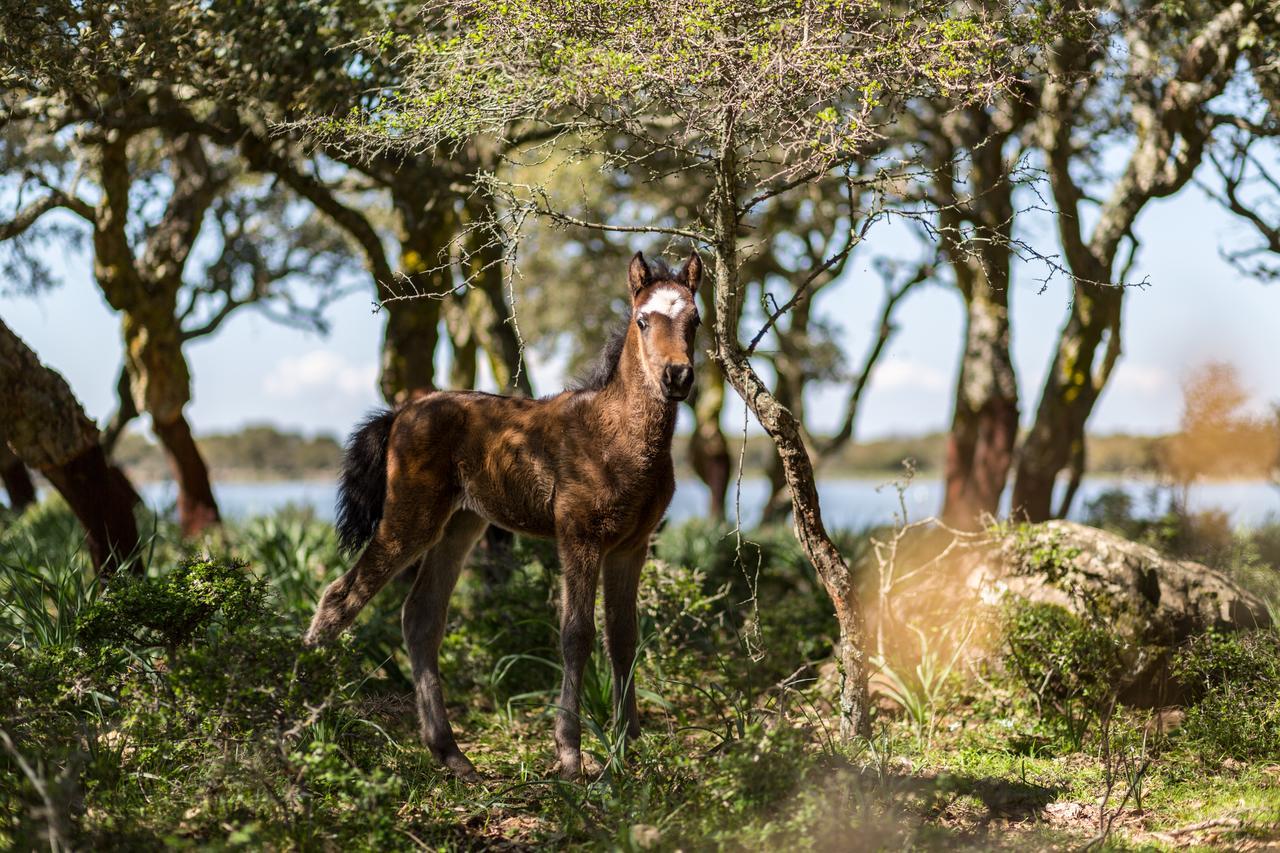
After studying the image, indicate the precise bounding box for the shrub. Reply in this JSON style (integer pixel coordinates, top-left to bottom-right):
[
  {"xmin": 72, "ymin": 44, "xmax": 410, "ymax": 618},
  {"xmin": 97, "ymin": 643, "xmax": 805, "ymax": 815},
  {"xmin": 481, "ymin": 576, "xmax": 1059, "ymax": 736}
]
[
  {"xmin": 1001, "ymin": 600, "xmax": 1128, "ymax": 747},
  {"xmin": 444, "ymin": 557, "xmax": 559, "ymax": 702},
  {"xmin": 76, "ymin": 558, "xmax": 267, "ymax": 654},
  {"xmin": 1174, "ymin": 628, "xmax": 1280, "ymax": 761}
]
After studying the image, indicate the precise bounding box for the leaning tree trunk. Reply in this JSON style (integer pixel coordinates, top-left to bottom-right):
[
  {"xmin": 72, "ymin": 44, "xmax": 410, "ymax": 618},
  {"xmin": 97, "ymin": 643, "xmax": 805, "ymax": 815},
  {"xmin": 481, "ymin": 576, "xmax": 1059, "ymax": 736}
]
[
  {"xmin": 760, "ymin": 294, "xmax": 812, "ymax": 526},
  {"xmin": 1011, "ymin": 1, "xmax": 1244, "ymax": 522},
  {"xmin": 93, "ymin": 130, "xmax": 221, "ymax": 537},
  {"xmin": 712, "ymin": 290, "xmax": 872, "ymax": 738},
  {"xmin": 710, "ymin": 150, "xmax": 871, "ymax": 739},
  {"xmin": 940, "ymin": 266, "xmax": 1018, "ymax": 529},
  {"xmin": 152, "ymin": 413, "xmax": 220, "ymax": 536},
  {"xmin": 0, "ymin": 319, "xmax": 140, "ymax": 576},
  {"xmin": 1012, "ymin": 281, "xmax": 1122, "ymax": 521},
  {"xmin": 119, "ymin": 306, "xmax": 221, "ymax": 537},
  {"xmin": 0, "ymin": 442, "xmax": 37, "ymax": 512},
  {"xmin": 759, "ymin": 367, "xmax": 801, "ymax": 526}
]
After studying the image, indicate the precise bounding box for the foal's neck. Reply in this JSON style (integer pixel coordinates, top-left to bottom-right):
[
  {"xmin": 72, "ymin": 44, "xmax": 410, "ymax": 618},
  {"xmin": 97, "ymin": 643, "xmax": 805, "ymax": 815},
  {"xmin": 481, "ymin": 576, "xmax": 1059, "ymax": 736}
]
[{"xmin": 595, "ymin": 343, "xmax": 677, "ymax": 463}]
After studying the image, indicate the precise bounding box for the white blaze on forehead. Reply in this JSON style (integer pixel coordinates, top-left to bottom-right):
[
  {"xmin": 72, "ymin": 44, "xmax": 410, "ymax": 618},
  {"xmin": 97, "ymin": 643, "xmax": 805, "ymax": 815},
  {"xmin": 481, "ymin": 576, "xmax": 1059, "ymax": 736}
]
[{"xmin": 641, "ymin": 287, "xmax": 689, "ymax": 319}]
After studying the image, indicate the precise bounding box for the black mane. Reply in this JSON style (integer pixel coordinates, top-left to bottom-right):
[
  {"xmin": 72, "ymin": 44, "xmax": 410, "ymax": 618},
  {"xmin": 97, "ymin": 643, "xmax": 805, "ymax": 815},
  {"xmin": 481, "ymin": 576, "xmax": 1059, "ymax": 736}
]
[
  {"xmin": 572, "ymin": 309, "xmax": 632, "ymax": 392},
  {"xmin": 571, "ymin": 258, "xmax": 679, "ymax": 392}
]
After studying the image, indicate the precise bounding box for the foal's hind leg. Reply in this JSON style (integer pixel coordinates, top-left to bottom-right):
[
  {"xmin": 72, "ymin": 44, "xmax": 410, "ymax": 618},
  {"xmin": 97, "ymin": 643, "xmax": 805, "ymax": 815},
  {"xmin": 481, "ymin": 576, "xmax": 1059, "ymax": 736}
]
[
  {"xmin": 402, "ymin": 510, "xmax": 488, "ymax": 781},
  {"xmin": 304, "ymin": 483, "xmax": 455, "ymax": 646}
]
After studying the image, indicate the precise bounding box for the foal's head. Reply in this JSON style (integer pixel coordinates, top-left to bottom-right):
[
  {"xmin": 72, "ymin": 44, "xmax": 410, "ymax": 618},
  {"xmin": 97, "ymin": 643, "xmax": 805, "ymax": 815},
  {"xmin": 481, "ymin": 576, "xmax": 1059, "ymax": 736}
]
[{"xmin": 627, "ymin": 251, "xmax": 702, "ymax": 401}]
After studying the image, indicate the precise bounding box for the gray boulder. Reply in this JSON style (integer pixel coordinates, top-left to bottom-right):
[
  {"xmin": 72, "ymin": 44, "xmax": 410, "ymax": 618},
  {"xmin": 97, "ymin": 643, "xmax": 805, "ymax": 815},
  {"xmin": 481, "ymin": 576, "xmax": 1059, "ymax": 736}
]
[{"xmin": 961, "ymin": 520, "xmax": 1272, "ymax": 703}]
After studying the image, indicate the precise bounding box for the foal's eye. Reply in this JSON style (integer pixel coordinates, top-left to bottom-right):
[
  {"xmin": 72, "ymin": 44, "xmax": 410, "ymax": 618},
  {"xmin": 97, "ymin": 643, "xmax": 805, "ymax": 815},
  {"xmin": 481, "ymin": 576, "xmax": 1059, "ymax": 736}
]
[{"xmin": 636, "ymin": 316, "xmax": 649, "ymax": 331}]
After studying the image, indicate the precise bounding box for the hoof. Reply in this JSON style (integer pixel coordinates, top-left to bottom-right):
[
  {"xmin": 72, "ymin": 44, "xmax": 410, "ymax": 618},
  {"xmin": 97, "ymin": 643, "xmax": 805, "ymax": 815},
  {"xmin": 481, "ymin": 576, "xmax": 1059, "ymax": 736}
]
[
  {"xmin": 442, "ymin": 751, "xmax": 481, "ymax": 783},
  {"xmin": 301, "ymin": 623, "xmax": 334, "ymax": 648},
  {"xmin": 581, "ymin": 753, "xmax": 605, "ymax": 779},
  {"xmin": 552, "ymin": 752, "xmax": 603, "ymax": 781},
  {"xmin": 552, "ymin": 756, "xmax": 582, "ymax": 781}
]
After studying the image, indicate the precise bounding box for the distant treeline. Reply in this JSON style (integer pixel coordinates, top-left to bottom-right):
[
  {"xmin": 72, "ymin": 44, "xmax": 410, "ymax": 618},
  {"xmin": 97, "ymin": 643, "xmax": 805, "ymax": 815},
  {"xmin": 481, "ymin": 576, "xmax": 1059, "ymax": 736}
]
[
  {"xmin": 116, "ymin": 426, "xmax": 344, "ymax": 482},
  {"xmin": 112, "ymin": 424, "xmax": 1270, "ymax": 483}
]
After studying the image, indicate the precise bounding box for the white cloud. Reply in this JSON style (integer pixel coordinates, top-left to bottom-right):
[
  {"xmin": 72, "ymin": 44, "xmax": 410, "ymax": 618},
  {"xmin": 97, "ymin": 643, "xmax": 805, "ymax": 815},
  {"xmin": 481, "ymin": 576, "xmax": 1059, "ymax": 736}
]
[
  {"xmin": 263, "ymin": 349, "xmax": 378, "ymax": 399},
  {"xmin": 870, "ymin": 359, "xmax": 949, "ymax": 393},
  {"xmin": 1109, "ymin": 363, "xmax": 1172, "ymax": 396}
]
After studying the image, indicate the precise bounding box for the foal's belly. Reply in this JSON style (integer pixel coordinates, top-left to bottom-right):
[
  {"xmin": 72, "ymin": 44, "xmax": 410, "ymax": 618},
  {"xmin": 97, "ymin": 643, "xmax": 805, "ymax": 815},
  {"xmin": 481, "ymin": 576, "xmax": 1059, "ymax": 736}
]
[{"xmin": 456, "ymin": 463, "xmax": 558, "ymax": 538}]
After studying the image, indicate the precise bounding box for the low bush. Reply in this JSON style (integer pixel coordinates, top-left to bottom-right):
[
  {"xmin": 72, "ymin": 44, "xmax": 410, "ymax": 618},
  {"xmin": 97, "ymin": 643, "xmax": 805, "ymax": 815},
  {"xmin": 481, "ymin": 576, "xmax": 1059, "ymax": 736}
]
[
  {"xmin": 1000, "ymin": 600, "xmax": 1128, "ymax": 747},
  {"xmin": 1174, "ymin": 628, "xmax": 1280, "ymax": 761}
]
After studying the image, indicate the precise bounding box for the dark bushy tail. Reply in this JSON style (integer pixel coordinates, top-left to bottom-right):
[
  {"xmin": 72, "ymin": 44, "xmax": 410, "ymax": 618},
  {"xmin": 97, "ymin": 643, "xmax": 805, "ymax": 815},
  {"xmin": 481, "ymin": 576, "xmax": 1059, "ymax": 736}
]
[{"xmin": 336, "ymin": 409, "xmax": 396, "ymax": 554}]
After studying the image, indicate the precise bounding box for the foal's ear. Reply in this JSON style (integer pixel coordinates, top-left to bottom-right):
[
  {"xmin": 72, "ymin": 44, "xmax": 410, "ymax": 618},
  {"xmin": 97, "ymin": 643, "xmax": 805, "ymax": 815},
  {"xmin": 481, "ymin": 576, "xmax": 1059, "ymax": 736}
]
[
  {"xmin": 628, "ymin": 252, "xmax": 652, "ymax": 298},
  {"xmin": 676, "ymin": 250, "xmax": 703, "ymax": 294}
]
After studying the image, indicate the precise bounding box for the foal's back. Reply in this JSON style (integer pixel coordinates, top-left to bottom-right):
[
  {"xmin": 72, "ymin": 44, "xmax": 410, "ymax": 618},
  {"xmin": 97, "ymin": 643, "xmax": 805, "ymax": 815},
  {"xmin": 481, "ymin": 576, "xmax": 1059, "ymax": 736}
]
[{"xmin": 388, "ymin": 388, "xmax": 610, "ymax": 539}]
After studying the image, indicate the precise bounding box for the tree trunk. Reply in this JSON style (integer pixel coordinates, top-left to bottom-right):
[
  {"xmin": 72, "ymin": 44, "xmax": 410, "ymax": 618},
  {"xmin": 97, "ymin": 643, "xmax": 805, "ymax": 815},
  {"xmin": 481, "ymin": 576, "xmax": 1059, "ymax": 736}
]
[
  {"xmin": 1013, "ymin": 2, "xmax": 1245, "ymax": 522},
  {"xmin": 153, "ymin": 413, "xmax": 221, "ymax": 537},
  {"xmin": 0, "ymin": 319, "xmax": 140, "ymax": 576},
  {"xmin": 935, "ymin": 110, "xmax": 1020, "ymax": 530},
  {"xmin": 0, "ymin": 444, "xmax": 37, "ymax": 512},
  {"xmin": 44, "ymin": 446, "xmax": 144, "ymax": 575},
  {"xmin": 380, "ymin": 195, "xmax": 456, "ymax": 403},
  {"xmin": 714, "ymin": 333, "xmax": 873, "ymax": 739},
  {"xmin": 940, "ymin": 276, "xmax": 1018, "ymax": 529},
  {"xmin": 118, "ymin": 312, "xmax": 220, "ymax": 536},
  {"xmin": 443, "ymin": 293, "xmax": 479, "ymax": 389},
  {"xmin": 467, "ymin": 197, "xmax": 534, "ymax": 397},
  {"xmin": 94, "ymin": 131, "xmax": 221, "ymax": 537},
  {"xmin": 1013, "ymin": 282, "xmax": 1122, "ymax": 521},
  {"xmin": 760, "ymin": 303, "xmax": 809, "ymax": 526},
  {"xmin": 710, "ymin": 145, "xmax": 871, "ymax": 739},
  {"xmin": 689, "ymin": 290, "xmax": 730, "ymax": 520}
]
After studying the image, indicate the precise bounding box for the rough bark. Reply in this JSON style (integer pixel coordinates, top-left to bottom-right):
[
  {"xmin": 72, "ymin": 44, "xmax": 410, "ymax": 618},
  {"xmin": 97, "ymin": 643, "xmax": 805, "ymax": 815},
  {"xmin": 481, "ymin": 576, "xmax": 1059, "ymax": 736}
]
[
  {"xmin": 941, "ymin": 265, "xmax": 1018, "ymax": 529},
  {"xmin": 153, "ymin": 414, "xmax": 221, "ymax": 537},
  {"xmin": 0, "ymin": 319, "xmax": 140, "ymax": 576},
  {"xmin": 928, "ymin": 106, "xmax": 1021, "ymax": 530},
  {"xmin": 380, "ymin": 191, "xmax": 456, "ymax": 403},
  {"xmin": 688, "ymin": 355, "xmax": 731, "ymax": 521},
  {"xmin": 961, "ymin": 520, "xmax": 1271, "ymax": 704},
  {"xmin": 710, "ymin": 141, "xmax": 870, "ymax": 739},
  {"xmin": 0, "ymin": 443, "xmax": 37, "ymax": 512},
  {"xmin": 91, "ymin": 130, "xmax": 222, "ymax": 536},
  {"xmin": 760, "ymin": 291, "xmax": 811, "ymax": 526},
  {"xmin": 1012, "ymin": 280, "xmax": 1120, "ymax": 521}
]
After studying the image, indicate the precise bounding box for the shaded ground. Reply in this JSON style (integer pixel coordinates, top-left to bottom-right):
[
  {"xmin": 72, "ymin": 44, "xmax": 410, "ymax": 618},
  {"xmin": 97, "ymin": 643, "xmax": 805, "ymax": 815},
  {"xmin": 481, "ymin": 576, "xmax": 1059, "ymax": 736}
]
[{"xmin": 3, "ymin": 503, "xmax": 1279, "ymax": 850}]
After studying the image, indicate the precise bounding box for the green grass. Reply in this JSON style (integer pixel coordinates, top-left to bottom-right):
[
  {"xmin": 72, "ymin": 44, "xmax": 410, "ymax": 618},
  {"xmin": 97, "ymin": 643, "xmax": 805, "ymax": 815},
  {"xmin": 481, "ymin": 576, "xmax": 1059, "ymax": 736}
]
[{"xmin": 2, "ymin": 499, "xmax": 1279, "ymax": 850}]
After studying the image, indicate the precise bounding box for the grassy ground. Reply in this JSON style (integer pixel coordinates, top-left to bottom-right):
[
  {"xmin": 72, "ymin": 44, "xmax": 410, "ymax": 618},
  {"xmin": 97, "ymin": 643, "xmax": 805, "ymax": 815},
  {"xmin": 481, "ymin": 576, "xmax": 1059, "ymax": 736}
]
[{"xmin": 2, "ymin": 499, "xmax": 1279, "ymax": 850}]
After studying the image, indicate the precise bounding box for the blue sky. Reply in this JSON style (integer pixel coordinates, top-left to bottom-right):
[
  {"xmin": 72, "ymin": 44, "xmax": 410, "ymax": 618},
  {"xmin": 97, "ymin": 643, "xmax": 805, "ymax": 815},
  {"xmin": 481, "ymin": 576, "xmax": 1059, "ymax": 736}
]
[{"xmin": 2, "ymin": 181, "xmax": 1277, "ymax": 443}]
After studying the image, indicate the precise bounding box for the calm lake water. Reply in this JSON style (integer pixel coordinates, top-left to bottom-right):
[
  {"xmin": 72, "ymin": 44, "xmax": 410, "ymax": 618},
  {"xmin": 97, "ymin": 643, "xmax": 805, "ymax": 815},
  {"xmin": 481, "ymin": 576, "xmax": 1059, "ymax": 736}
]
[{"xmin": 127, "ymin": 477, "xmax": 1280, "ymax": 531}]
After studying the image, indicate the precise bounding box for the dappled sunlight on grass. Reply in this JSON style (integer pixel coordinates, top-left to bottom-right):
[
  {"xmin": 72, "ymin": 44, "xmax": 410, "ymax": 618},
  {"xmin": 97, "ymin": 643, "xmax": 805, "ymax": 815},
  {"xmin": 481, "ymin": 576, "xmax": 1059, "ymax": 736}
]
[{"xmin": 2, "ymin": 501, "xmax": 1279, "ymax": 848}]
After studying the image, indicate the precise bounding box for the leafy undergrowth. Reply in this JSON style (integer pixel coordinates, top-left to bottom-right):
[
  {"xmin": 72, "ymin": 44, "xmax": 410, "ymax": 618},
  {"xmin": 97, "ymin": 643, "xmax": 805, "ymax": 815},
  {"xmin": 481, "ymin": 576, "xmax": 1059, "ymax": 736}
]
[{"xmin": 1, "ymin": 500, "xmax": 1279, "ymax": 850}]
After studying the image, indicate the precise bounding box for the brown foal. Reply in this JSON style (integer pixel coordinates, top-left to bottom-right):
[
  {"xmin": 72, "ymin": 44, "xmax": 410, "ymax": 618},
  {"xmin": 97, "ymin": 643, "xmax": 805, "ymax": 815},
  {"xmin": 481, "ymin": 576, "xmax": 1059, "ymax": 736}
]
[{"xmin": 303, "ymin": 251, "xmax": 702, "ymax": 781}]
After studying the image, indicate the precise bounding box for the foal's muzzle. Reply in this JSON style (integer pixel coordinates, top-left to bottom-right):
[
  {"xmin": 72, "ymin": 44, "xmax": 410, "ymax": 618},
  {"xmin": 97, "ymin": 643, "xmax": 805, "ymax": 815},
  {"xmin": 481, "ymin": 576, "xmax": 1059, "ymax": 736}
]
[{"xmin": 662, "ymin": 364, "xmax": 694, "ymax": 400}]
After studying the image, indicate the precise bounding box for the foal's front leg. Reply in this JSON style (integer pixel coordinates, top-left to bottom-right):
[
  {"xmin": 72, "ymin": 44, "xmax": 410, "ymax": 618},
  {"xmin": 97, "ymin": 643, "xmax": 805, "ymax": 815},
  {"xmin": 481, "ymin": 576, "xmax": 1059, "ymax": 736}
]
[
  {"xmin": 603, "ymin": 546, "xmax": 645, "ymax": 739},
  {"xmin": 554, "ymin": 537, "xmax": 602, "ymax": 780}
]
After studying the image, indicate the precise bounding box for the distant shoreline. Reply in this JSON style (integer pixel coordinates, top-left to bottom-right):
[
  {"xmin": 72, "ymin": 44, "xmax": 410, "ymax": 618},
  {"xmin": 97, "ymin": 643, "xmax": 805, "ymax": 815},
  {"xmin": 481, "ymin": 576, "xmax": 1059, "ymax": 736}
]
[
  {"xmin": 107, "ymin": 425, "xmax": 1277, "ymax": 486},
  {"xmin": 125, "ymin": 472, "xmax": 1278, "ymax": 486}
]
